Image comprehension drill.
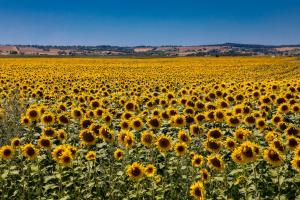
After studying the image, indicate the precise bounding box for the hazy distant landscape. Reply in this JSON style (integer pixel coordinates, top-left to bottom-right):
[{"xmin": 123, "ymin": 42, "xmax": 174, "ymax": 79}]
[{"xmin": 1, "ymin": 43, "xmax": 300, "ymax": 57}]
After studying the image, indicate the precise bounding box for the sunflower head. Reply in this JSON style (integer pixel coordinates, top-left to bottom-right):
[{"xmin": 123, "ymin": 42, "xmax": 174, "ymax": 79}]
[
  {"xmin": 22, "ymin": 144, "xmax": 39, "ymax": 160},
  {"xmin": 86, "ymin": 151, "xmax": 96, "ymax": 161},
  {"xmin": 156, "ymin": 135, "xmax": 173, "ymax": 153},
  {"xmin": 263, "ymin": 147, "xmax": 285, "ymax": 167},
  {"xmin": 127, "ymin": 162, "xmax": 145, "ymax": 181},
  {"xmin": 0, "ymin": 145, "xmax": 14, "ymax": 160},
  {"xmin": 141, "ymin": 131, "xmax": 156, "ymax": 148},
  {"xmin": 11, "ymin": 138, "xmax": 21, "ymax": 148},
  {"xmin": 190, "ymin": 181, "xmax": 205, "ymax": 200},
  {"xmin": 114, "ymin": 148, "xmax": 124, "ymax": 160},
  {"xmin": 144, "ymin": 164, "xmax": 157, "ymax": 177},
  {"xmin": 38, "ymin": 136, "xmax": 52, "ymax": 150},
  {"xmin": 175, "ymin": 142, "xmax": 188, "ymax": 157},
  {"xmin": 80, "ymin": 129, "xmax": 97, "ymax": 145},
  {"xmin": 207, "ymin": 154, "xmax": 224, "ymax": 171}
]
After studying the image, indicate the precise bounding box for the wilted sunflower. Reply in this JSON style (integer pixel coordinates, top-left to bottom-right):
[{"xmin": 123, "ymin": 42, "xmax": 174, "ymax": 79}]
[
  {"xmin": 263, "ymin": 147, "xmax": 285, "ymax": 167},
  {"xmin": 156, "ymin": 135, "xmax": 173, "ymax": 153},
  {"xmin": 86, "ymin": 151, "xmax": 96, "ymax": 161},
  {"xmin": 22, "ymin": 144, "xmax": 39, "ymax": 160},
  {"xmin": 141, "ymin": 131, "xmax": 156, "ymax": 148},
  {"xmin": 0, "ymin": 145, "xmax": 14, "ymax": 160},
  {"xmin": 114, "ymin": 148, "xmax": 124, "ymax": 160},
  {"xmin": 207, "ymin": 154, "xmax": 224, "ymax": 171},
  {"xmin": 175, "ymin": 142, "xmax": 188, "ymax": 157},
  {"xmin": 190, "ymin": 181, "xmax": 205, "ymax": 200},
  {"xmin": 38, "ymin": 136, "xmax": 52, "ymax": 150},
  {"xmin": 192, "ymin": 154, "xmax": 204, "ymax": 167},
  {"xmin": 144, "ymin": 164, "xmax": 157, "ymax": 177},
  {"xmin": 80, "ymin": 129, "xmax": 97, "ymax": 145},
  {"xmin": 127, "ymin": 162, "xmax": 145, "ymax": 181}
]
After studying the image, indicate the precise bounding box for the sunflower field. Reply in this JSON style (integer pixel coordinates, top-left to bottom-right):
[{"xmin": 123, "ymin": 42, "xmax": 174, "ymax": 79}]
[{"xmin": 0, "ymin": 57, "xmax": 300, "ymax": 200}]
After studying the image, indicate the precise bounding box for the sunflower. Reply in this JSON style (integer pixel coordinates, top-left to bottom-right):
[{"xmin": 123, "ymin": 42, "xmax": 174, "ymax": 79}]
[
  {"xmin": 239, "ymin": 141, "xmax": 257, "ymax": 163},
  {"xmin": 71, "ymin": 108, "xmax": 82, "ymax": 120},
  {"xmin": 120, "ymin": 120, "xmax": 130, "ymax": 130},
  {"xmin": 0, "ymin": 145, "xmax": 14, "ymax": 160},
  {"xmin": 199, "ymin": 169, "xmax": 210, "ymax": 183},
  {"xmin": 100, "ymin": 127, "xmax": 115, "ymax": 143},
  {"xmin": 207, "ymin": 154, "xmax": 224, "ymax": 171},
  {"xmin": 57, "ymin": 113, "xmax": 70, "ymax": 125},
  {"xmin": 38, "ymin": 136, "xmax": 52, "ymax": 150},
  {"xmin": 156, "ymin": 134, "xmax": 173, "ymax": 153},
  {"xmin": 59, "ymin": 151, "xmax": 73, "ymax": 167},
  {"xmin": 285, "ymin": 126, "xmax": 299, "ymax": 137},
  {"xmin": 244, "ymin": 114, "xmax": 256, "ymax": 125},
  {"xmin": 192, "ymin": 154, "xmax": 204, "ymax": 167},
  {"xmin": 42, "ymin": 127, "xmax": 57, "ymax": 138},
  {"xmin": 294, "ymin": 146, "xmax": 300, "ymax": 158},
  {"xmin": 231, "ymin": 148, "xmax": 245, "ymax": 165},
  {"xmin": 226, "ymin": 116, "xmax": 241, "ymax": 127},
  {"xmin": 80, "ymin": 129, "xmax": 97, "ymax": 145},
  {"xmin": 190, "ymin": 181, "xmax": 205, "ymax": 200},
  {"xmin": 144, "ymin": 164, "xmax": 157, "ymax": 177},
  {"xmin": 41, "ymin": 112, "xmax": 55, "ymax": 126},
  {"xmin": 80, "ymin": 118, "xmax": 93, "ymax": 129},
  {"xmin": 21, "ymin": 116, "xmax": 31, "ymax": 126},
  {"xmin": 256, "ymin": 118, "xmax": 266, "ymax": 130},
  {"xmin": 11, "ymin": 137, "xmax": 21, "ymax": 148},
  {"xmin": 26, "ymin": 107, "xmax": 40, "ymax": 121},
  {"xmin": 51, "ymin": 145, "xmax": 65, "ymax": 161},
  {"xmin": 225, "ymin": 137, "xmax": 236, "ymax": 151},
  {"xmin": 265, "ymin": 131, "xmax": 277, "ymax": 143},
  {"xmin": 171, "ymin": 115, "xmax": 186, "ymax": 128},
  {"xmin": 175, "ymin": 142, "xmax": 188, "ymax": 157},
  {"xmin": 287, "ymin": 136, "xmax": 299, "ymax": 150},
  {"xmin": 178, "ymin": 130, "xmax": 191, "ymax": 144},
  {"xmin": 147, "ymin": 117, "xmax": 161, "ymax": 129},
  {"xmin": 141, "ymin": 131, "xmax": 156, "ymax": 148},
  {"xmin": 234, "ymin": 128, "xmax": 251, "ymax": 142},
  {"xmin": 124, "ymin": 131, "xmax": 135, "ymax": 149},
  {"xmin": 22, "ymin": 144, "xmax": 39, "ymax": 160},
  {"xmin": 278, "ymin": 103, "xmax": 289, "ymax": 113},
  {"xmin": 271, "ymin": 139, "xmax": 285, "ymax": 153},
  {"xmin": 118, "ymin": 130, "xmax": 128, "ymax": 147},
  {"xmin": 263, "ymin": 147, "xmax": 284, "ymax": 167},
  {"xmin": 190, "ymin": 124, "xmax": 204, "ymax": 136},
  {"xmin": 207, "ymin": 128, "xmax": 223, "ymax": 140},
  {"xmin": 215, "ymin": 109, "xmax": 225, "ymax": 122},
  {"xmin": 271, "ymin": 114, "xmax": 282, "ymax": 125},
  {"xmin": 204, "ymin": 139, "xmax": 222, "ymax": 153},
  {"xmin": 57, "ymin": 129, "xmax": 67, "ymax": 141},
  {"xmin": 86, "ymin": 151, "xmax": 96, "ymax": 161},
  {"xmin": 103, "ymin": 114, "xmax": 113, "ymax": 125},
  {"xmin": 291, "ymin": 157, "xmax": 300, "ymax": 173},
  {"xmin": 114, "ymin": 148, "xmax": 124, "ymax": 160},
  {"xmin": 130, "ymin": 117, "xmax": 144, "ymax": 132},
  {"xmin": 127, "ymin": 162, "xmax": 145, "ymax": 181}
]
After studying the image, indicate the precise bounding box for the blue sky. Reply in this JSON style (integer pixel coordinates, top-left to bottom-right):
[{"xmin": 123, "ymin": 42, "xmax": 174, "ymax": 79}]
[{"xmin": 0, "ymin": 0, "xmax": 300, "ymax": 46}]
